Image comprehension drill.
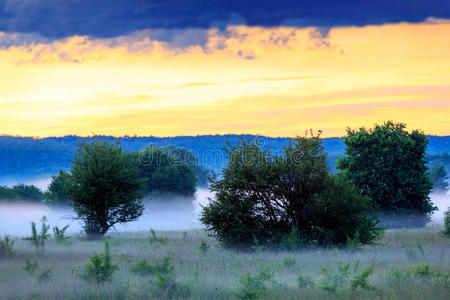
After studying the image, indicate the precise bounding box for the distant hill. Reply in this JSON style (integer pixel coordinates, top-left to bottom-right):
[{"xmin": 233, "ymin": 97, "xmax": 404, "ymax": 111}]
[{"xmin": 0, "ymin": 134, "xmax": 449, "ymax": 181}]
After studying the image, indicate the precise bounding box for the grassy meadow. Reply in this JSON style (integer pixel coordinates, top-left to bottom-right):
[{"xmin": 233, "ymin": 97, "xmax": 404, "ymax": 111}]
[{"xmin": 0, "ymin": 226, "xmax": 449, "ymax": 299}]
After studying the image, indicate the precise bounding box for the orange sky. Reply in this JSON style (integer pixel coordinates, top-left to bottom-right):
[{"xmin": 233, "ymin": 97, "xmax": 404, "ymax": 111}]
[{"xmin": 0, "ymin": 22, "xmax": 449, "ymax": 137}]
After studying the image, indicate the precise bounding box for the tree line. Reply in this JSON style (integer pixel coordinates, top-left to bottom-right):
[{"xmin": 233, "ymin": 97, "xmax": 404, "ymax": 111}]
[
  {"xmin": 2, "ymin": 134, "xmax": 449, "ymax": 178},
  {"xmin": 1, "ymin": 121, "xmax": 449, "ymax": 246}
]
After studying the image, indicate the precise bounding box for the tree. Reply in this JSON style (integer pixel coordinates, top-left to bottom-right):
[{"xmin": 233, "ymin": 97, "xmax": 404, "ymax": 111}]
[
  {"xmin": 65, "ymin": 140, "xmax": 145, "ymax": 239},
  {"xmin": 337, "ymin": 121, "xmax": 435, "ymax": 226},
  {"xmin": 201, "ymin": 137, "xmax": 380, "ymax": 248},
  {"xmin": 45, "ymin": 170, "xmax": 70, "ymax": 205},
  {"xmin": 0, "ymin": 184, "xmax": 44, "ymax": 202},
  {"xmin": 163, "ymin": 145, "xmax": 210, "ymax": 186},
  {"xmin": 136, "ymin": 144, "xmax": 196, "ymax": 196},
  {"xmin": 430, "ymin": 163, "xmax": 449, "ymax": 193}
]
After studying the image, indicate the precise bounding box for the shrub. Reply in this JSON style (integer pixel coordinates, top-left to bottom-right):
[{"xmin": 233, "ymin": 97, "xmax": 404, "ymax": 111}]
[
  {"xmin": 145, "ymin": 252, "xmax": 191, "ymax": 298},
  {"xmin": 23, "ymin": 258, "xmax": 39, "ymax": 274},
  {"xmin": 80, "ymin": 241, "xmax": 118, "ymax": 283},
  {"xmin": 297, "ymin": 274, "xmax": 314, "ymax": 288},
  {"xmin": 236, "ymin": 266, "xmax": 274, "ymax": 300},
  {"xmin": 318, "ymin": 263, "xmax": 352, "ymax": 293},
  {"xmin": 65, "ymin": 140, "xmax": 146, "ymax": 239},
  {"xmin": 24, "ymin": 216, "xmax": 50, "ymax": 250},
  {"xmin": 198, "ymin": 240, "xmax": 210, "ymax": 254},
  {"xmin": 130, "ymin": 259, "xmax": 155, "ymax": 276},
  {"xmin": 338, "ymin": 121, "xmax": 435, "ymax": 226},
  {"xmin": 53, "ymin": 225, "xmax": 70, "ymax": 243},
  {"xmin": 130, "ymin": 253, "xmax": 174, "ymax": 276},
  {"xmin": 37, "ymin": 269, "xmax": 52, "ymax": 282},
  {"xmin": 384, "ymin": 263, "xmax": 449, "ymax": 286},
  {"xmin": 282, "ymin": 256, "xmax": 296, "ymax": 268},
  {"xmin": 350, "ymin": 265, "xmax": 374, "ymax": 290},
  {"xmin": 201, "ymin": 136, "xmax": 381, "ymax": 248},
  {"xmin": 430, "ymin": 163, "xmax": 449, "ymax": 193},
  {"xmin": 0, "ymin": 236, "xmax": 15, "ymax": 258},
  {"xmin": 45, "ymin": 170, "xmax": 71, "ymax": 205},
  {"xmin": 149, "ymin": 229, "xmax": 168, "ymax": 245},
  {"xmin": 444, "ymin": 208, "xmax": 450, "ymax": 237}
]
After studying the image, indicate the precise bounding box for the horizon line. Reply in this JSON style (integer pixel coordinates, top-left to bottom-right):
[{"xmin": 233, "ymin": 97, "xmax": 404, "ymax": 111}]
[{"xmin": 1, "ymin": 133, "xmax": 449, "ymax": 140}]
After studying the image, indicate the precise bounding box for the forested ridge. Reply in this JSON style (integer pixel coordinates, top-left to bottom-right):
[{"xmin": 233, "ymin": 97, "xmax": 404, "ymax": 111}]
[{"xmin": 0, "ymin": 134, "xmax": 449, "ymax": 179}]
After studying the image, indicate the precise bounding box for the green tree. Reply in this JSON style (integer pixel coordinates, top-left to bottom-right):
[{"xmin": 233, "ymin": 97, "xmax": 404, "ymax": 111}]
[
  {"xmin": 65, "ymin": 140, "xmax": 145, "ymax": 239},
  {"xmin": 201, "ymin": 137, "xmax": 380, "ymax": 248},
  {"xmin": 429, "ymin": 163, "xmax": 449, "ymax": 193},
  {"xmin": 0, "ymin": 184, "xmax": 44, "ymax": 202},
  {"xmin": 136, "ymin": 145, "xmax": 196, "ymax": 195},
  {"xmin": 45, "ymin": 170, "xmax": 70, "ymax": 205},
  {"xmin": 338, "ymin": 121, "xmax": 435, "ymax": 226},
  {"xmin": 163, "ymin": 145, "xmax": 210, "ymax": 186}
]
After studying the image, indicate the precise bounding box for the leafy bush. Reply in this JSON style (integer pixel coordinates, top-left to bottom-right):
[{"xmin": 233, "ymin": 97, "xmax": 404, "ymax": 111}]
[
  {"xmin": 140, "ymin": 252, "xmax": 191, "ymax": 298},
  {"xmin": 53, "ymin": 225, "xmax": 70, "ymax": 243},
  {"xmin": 282, "ymin": 256, "xmax": 296, "ymax": 268},
  {"xmin": 430, "ymin": 163, "xmax": 449, "ymax": 193},
  {"xmin": 45, "ymin": 170, "xmax": 71, "ymax": 205},
  {"xmin": 297, "ymin": 274, "xmax": 314, "ymax": 288},
  {"xmin": 0, "ymin": 236, "xmax": 14, "ymax": 258},
  {"xmin": 444, "ymin": 208, "xmax": 450, "ymax": 237},
  {"xmin": 130, "ymin": 259, "xmax": 155, "ymax": 276},
  {"xmin": 23, "ymin": 258, "xmax": 39, "ymax": 274},
  {"xmin": 384, "ymin": 263, "xmax": 449, "ymax": 286},
  {"xmin": 149, "ymin": 229, "xmax": 168, "ymax": 245},
  {"xmin": 338, "ymin": 121, "xmax": 435, "ymax": 227},
  {"xmin": 236, "ymin": 266, "xmax": 274, "ymax": 300},
  {"xmin": 318, "ymin": 263, "xmax": 352, "ymax": 292},
  {"xmin": 37, "ymin": 269, "xmax": 52, "ymax": 282},
  {"xmin": 80, "ymin": 241, "xmax": 118, "ymax": 283},
  {"xmin": 130, "ymin": 253, "xmax": 174, "ymax": 276},
  {"xmin": 23, "ymin": 216, "xmax": 50, "ymax": 250},
  {"xmin": 198, "ymin": 240, "xmax": 210, "ymax": 254},
  {"xmin": 201, "ymin": 137, "xmax": 381, "ymax": 248},
  {"xmin": 350, "ymin": 265, "xmax": 374, "ymax": 290}
]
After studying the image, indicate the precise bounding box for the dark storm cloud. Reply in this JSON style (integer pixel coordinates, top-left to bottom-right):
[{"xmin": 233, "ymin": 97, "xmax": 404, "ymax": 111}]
[{"xmin": 0, "ymin": 0, "xmax": 449, "ymax": 39}]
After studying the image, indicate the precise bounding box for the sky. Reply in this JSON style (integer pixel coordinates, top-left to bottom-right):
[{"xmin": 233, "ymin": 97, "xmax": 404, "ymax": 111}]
[{"xmin": 0, "ymin": 1, "xmax": 450, "ymax": 138}]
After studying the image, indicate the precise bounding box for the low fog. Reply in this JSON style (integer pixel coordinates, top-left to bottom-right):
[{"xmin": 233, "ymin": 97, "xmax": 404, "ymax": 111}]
[{"xmin": 0, "ymin": 176, "xmax": 448, "ymax": 237}]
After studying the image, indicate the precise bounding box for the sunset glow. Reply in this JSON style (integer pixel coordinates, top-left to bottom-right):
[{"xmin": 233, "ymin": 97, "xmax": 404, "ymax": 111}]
[{"xmin": 1, "ymin": 22, "xmax": 450, "ymax": 137}]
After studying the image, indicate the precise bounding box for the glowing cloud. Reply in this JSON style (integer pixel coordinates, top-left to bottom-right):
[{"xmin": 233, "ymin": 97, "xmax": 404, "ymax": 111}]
[{"xmin": 0, "ymin": 22, "xmax": 449, "ymax": 137}]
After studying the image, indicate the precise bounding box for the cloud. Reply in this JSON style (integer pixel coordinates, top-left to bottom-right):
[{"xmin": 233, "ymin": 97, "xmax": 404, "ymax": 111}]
[
  {"xmin": 425, "ymin": 17, "xmax": 450, "ymax": 24},
  {"xmin": 1, "ymin": 1, "xmax": 450, "ymax": 39},
  {"xmin": 308, "ymin": 27, "xmax": 331, "ymax": 48}
]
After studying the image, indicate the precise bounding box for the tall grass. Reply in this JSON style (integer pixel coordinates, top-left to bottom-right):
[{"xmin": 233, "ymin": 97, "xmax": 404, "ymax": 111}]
[{"xmin": 0, "ymin": 226, "xmax": 448, "ymax": 299}]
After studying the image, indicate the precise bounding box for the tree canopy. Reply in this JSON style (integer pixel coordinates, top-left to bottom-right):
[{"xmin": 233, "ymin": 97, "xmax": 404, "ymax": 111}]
[
  {"xmin": 135, "ymin": 144, "xmax": 197, "ymax": 196},
  {"xmin": 0, "ymin": 184, "xmax": 44, "ymax": 202},
  {"xmin": 337, "ymin": 121, "xmax": 435, "ymax": 226},
  {"xmin": 430, "ymin": 163, "xmax": 449, "ymax": 193},
  {"xmin": 45, "ymin": 170, "xmax": 71, "ymax": 205},
  {"xmin": 201, "ymin": 137, "xmax": 381, "ymax": 248},
  {"xmin": 65, "ymin": 140, "xmax": 145, "ymax": 239}
]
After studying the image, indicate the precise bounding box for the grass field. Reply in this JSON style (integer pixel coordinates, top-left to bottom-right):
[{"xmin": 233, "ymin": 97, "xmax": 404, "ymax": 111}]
[{"xmin": 0, "ymin": 226, "xmax": 449, "ymax": 299}]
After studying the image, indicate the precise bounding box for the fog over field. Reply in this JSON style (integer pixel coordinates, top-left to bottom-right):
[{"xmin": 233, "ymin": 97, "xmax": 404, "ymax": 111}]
[
  {"xmin": 0, "ymin": 175, "xmax": 448, "ymax": 237},
  {"xmin": 0, "ymin": 176, "xmax": 213, "ymax": 236}
]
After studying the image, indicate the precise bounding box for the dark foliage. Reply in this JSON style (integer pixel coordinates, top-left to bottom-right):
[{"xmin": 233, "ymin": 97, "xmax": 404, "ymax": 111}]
[
  {"xmin": 337, "ymin": 121, "xmax": 435, "ymax": 227},
  {"xmin": 429, "ymin": 163, "xmax": 449, "ymax": 193},
  {"xmin": 201, "ymin": 137, "xmax": 381, "ymax": 248},
  {"xmin": 0, "ymin": 184, "xmax": 44, "ymax": 201},
  {"xmin": 45, "ymin": 170, "xmax": 71, "ymax": 205},
  {"xmin": 65, "ymin": 140, "xmax": 145, "ymax": 239},
  {"xmin": 134, "ymin": 144, "xmax": 196, "ymax": 196},
  {"xmin": 1, "ymin": 134, "xmax": 448, "ymax": 179}
]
